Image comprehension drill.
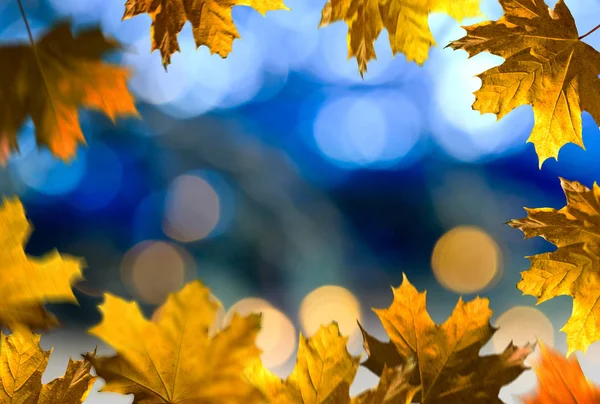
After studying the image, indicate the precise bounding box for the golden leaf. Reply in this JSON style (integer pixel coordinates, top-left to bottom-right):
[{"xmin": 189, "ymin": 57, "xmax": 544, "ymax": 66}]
[
  {"xmin": 509, "ymin": 177, "xmax": 600, "ymax": 355},
  {"xmin": 0, "ymin": 327, "xmax": 96, "ymax": 404},
  {"xmin": 87, "ymin": 280, "xmax": 264, "ymax": 403},
  {"xmin": 351, "ymin": 360, "xmax": 420, "ymax": 404},
  {"xmin": 0, "ymin": 197, "xmax": 83, "ymax": 330},
  {"xmin": 319, "ymin": 0, "xmax": 481, "ymax": 76},
  {"xmin": 521, "ymin": 342, "xmax": 600, "ymax": 404},
  {"xmin": 123, "ymin": 0, "xmax": 289, "ymax": 69},
  {"xmin": 0, "ymin": 21, "xmax": 138, "ymax": 162},
  {"xmin": 247, "ymin": 322, "xmax": 360, "ymax": 404},
  {"xmin": 448, "ymin": 0, "xmax": 600, "ymax": 167},
  {"xmin": 360, "ymin": 274, "xmax": 533, "ymax": 403}
]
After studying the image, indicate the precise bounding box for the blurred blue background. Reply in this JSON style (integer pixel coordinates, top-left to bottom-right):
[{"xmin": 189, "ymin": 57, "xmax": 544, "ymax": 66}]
[{"xmin": 3, "ymin": 0, "xmax": 600, "ymax": 402}]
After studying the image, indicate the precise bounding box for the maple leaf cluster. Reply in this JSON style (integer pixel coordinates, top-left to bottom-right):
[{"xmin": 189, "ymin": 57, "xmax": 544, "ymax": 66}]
[
  {"xmin": 0, "ymin": 197, "xmax": 535, "ymax": 402},
  {"xmin": 83, "ymin": 273, "xmax": 536, "ymax": 403},
  {"xmin": 1, "ymin": 0, "xmax": 600, "ymax": 166},
  {"xmin": 6, "ymin": 0, "xmax": 600, "ymax": 401},
  {"xmin": 0, "ymin": 197, "xmax": 93, "ymax": 402},
  {"xmin": 4, "ymin": 187, "xmax": 600, "ymax": 402}
]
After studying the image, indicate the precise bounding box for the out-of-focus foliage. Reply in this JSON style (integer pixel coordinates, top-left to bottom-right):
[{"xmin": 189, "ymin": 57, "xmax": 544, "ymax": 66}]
[
  {"xmin": 521, "ymin": 343, "xmax": 600, "ymax": 404},
  {"xmin": 0, "ymin": 21, "xmax": 137, "ymax": 161},
  {"xmin": 0, "ymin": 196, "xmax": 83, "ymax": 330}
]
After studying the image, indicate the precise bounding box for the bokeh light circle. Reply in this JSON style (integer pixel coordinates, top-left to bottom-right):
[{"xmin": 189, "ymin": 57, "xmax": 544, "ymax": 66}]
[
  {"xmin": 121, "ymin": 240, "xmax": 193, "ymax": 305},
  {"xmin": 124, "ymin": 38, "xmax": 189, "ymax": 106},
  {"xmin": 159, "ymin": 28, "xmax": 265, "ymax": 118},
  {"xmin": 312, "ymin": 91, "xmax": 422, "ymax": 169},
  {"xmin": 304, "ymin": 22, "xmax": 416, "ymax": 85},
  {"xmin": 10, "ymin": 124, "xmax": 87, "ymax": 196},
  {"xmin": 249, "ymin": 2, "xmax": 319, "ymax": 75},
  {"xmin": 224, "ymin": 298, "xmax": 296, "ymax": 368},
  {"xmin": 163, "ymin": 174, "xmax": 221, "ymax": 242},
  {"xmin": 493, "ymin": 306, "xmax": 554, "ymax": 365},
  {"xmin": 314, "ymin": 97, "xmax": 387, "ymax": 165},
  {"xmin": 299, "ymin": 285, "xmax": 361, "ymax": 338},
  {"xmin": 99, "ymin": 1, "xmax": 149, "ymax": 45},
  {"xmin": 163, "ymin": 170, "xmax": 234, "ymax": 242},
  {"xmin": 426, "ymin": 20, "xmax": 534, "ymax": 163},
  {"xmin": 431, "ymin": 226, "xmax": 501, "ymax": 294}
]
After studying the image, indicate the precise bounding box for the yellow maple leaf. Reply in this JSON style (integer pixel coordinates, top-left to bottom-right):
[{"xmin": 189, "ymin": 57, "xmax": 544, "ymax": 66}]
[
  {"xmin": 87, "ymin": 280, "xmax": 264, "ymax": 403},
  {"xmin": 521, "ymin": 342, "xmax": 600, "ymax": 404},
  {"xmin": 123, "ymin": 0, "xmax": 290, "ymax": 69},
  {"xmin": 508, "ymin": 177, "xmax": 600, "ymax": 355},
  {"xmin": 247, "ymin": 322, "xmax": 360, "ymax": 404},
  {"xmin": 0, "ymin": 21, "xmax": 138, "ymax": 162},
  {"xmin": 319, "ymin": 0, "xmax": 481, "ymax": 76},
  {"xmin": 0, "ymin": 197, "xmax": 84, "ymax": 330},
  {"xmin": 360, "ymin": 274, "xmax": 533, "ymax": 403},
  {"xmin": 448, "ymin": 0, "xmax": 600, "ymax": 167},
  {"xmin": 0, "ymin": 327, "xmax": 96, "ymax": 404}
]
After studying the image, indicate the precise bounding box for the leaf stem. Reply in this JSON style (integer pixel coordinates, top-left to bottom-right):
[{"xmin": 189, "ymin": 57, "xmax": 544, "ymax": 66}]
[
  {"xmin": 16, "ymin": 0, "xmax": 35, "ymax": 47},
  {"xmin": 16, "ymin": 0, "xmax": 62, "ymax": 154},
  {"xmin": 579, "ymin": 23, "xmax": 600, "ymax": 40}
]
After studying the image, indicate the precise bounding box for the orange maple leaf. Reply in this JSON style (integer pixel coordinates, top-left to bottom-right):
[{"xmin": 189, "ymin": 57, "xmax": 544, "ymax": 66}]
[
  {"xmin": 522, "ymin": 342, "xmax": 600, "ymax": 403},
  {"xmin": 0, "ymin": 21, "xmax": 138, "ymax": 162}
]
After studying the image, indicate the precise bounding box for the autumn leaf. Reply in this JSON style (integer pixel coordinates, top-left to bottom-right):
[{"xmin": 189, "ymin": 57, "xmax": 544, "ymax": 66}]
[
  {"xmin": 0, "ymin": 21, "xmax": 137, "ymax": 162},
  {"xmin": 123, "ymin": 0, "xmax": 289, "ymax": 69},
  {"xmin": 508, "ymin": 177, "xmax": 600, "ymax": 355},
  {"xmin": 0, "ymin": 327, "xmax": 96, "ymax": 404},
  {"xmin": 87, "ymin": 280, "xmax": 264, "ymax": 403},
  {"xmin": 448, "ymin": 0, "xmax": 600, "ymax": 167},
  {"xmin": 247, "ymin": 322, "xmax": 360, "ymax": 403},
  {"xmin": 360, "ymin": 274, "xmax": 534, "ymax": 403},
  {"xmin": 319, "ymin": 0, "xmax": 482, "ymax": 76},
  {"xmin": 520, "ymin": 342, "xmax": 600, "ymax": 403},
  {"xmin": 352, "ymin": 360, "xmax": 420, "ymax": 404},
  {"xmin": 522, "ymin": 342, "xmax": 600, "ymax": 404},
  {"xmin": 0, "ymin": 197, "xmax": 84, "ymax": 330}
]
